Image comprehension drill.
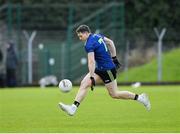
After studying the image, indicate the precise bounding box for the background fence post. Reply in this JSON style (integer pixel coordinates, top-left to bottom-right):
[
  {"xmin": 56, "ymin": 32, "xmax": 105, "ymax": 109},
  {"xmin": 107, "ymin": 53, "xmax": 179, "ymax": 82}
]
[
  {"xmin": 7, "ymin": 1, "xmax": 12, "ymax": 38},
  {"xmin": 23, "ymin": 30, "xmax": 37, "ymax": 84},
  {"xmin": 66, "ymin": 4, "xmax": 74, "ymax": 79},
  {"xmin": 154, "ymin": 27, "xmax": 166, "ymax": 82}
]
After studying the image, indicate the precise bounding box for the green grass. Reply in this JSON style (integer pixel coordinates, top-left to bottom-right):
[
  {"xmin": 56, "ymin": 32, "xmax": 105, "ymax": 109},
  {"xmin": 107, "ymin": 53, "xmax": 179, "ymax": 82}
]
[
  {"xmin": 0, "ymin": 86, "xmax": 180, "ymax": 132},
  {"xmin": 117, "ymin": 48, "xmax": 180, "ymax": 82}
]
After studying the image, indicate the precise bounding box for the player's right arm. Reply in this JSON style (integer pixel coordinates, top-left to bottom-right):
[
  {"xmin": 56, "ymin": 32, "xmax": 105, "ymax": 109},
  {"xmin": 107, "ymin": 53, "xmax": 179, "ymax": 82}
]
[
  {"xmin": 104, "ymin": 37, "xmax": 116, "ymax": 57},
  {"xmin": 104, "ymin": 36, "xmax": 122, "ymax": 69}
]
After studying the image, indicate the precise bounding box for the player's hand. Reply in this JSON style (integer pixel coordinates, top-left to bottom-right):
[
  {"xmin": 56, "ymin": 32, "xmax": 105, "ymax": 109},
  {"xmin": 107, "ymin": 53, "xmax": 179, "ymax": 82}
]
[
  {"xmin": 90, "ymin": 76, "xmax": 95, "ymax": 91},
  {"xmin": 112, "ymin": 56, "xmax": 122, "ymax": 69}
]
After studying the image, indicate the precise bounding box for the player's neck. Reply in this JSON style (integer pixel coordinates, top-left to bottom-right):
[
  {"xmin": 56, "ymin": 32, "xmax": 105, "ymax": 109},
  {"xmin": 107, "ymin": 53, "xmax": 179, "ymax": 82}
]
[
  {"xmin": 83, "ymin": 33, "xmax": 91, "ymax": 45},
  {"xmin": 86, "ymin": 33, "xmax": 91, "ymax": 40}
]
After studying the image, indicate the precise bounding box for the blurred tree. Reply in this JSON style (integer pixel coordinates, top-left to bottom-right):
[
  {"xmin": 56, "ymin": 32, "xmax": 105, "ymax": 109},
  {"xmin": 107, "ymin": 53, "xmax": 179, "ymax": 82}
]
[
  {"xmin": 125, "ymin": 0, "xmax": 180, "ymax": 31},
  {"xmin": 2, "ymin": 0, "xmax": 179, "ymax": 31}
]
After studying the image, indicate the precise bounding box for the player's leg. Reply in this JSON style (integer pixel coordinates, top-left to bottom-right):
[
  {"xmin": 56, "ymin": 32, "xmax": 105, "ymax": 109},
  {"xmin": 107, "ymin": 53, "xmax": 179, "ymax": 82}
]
[
  {"xmin": 96, "ymin": 68, "xmax": 135, "ymax": 99},
  {"xmin": 105, "ymin": 80, "xmax": 136, "ymax": 99},
  {"xmin": 105, "ymin": 80, "xmax": 151, "ymax": 110},
  {"xmin": 74, "ymin": 72, "xmax": 101, "ymax": 103},
  {"xmin": 59, "ymin": 73, "xmax": 101, "ymax": 116}
]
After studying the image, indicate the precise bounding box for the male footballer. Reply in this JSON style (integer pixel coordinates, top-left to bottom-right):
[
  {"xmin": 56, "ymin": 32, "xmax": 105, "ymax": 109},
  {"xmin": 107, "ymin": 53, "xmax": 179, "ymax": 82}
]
[{"xmin": 59, "ymin": 25, "xmax": 151, "ymax": 116}]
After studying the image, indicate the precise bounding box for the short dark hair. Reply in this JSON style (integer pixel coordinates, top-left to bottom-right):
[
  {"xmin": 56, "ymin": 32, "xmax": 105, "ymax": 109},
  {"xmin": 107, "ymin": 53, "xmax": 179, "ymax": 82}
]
[{"xmin": 76, "ymin": 25, "xmax": 91, "ymax": 33}]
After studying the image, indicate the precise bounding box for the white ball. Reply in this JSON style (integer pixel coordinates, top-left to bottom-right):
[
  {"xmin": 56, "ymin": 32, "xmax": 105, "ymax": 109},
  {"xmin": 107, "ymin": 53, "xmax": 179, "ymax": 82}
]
[{"xmin": 58, "ymin": 79, "xmax": 72, "ymax": 93}]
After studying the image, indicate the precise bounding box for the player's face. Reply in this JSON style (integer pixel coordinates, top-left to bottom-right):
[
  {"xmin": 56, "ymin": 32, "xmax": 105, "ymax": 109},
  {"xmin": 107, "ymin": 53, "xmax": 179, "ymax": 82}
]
[{"xmin": 77, "ymin": 32, "xmax": 88, "ymax": 41}]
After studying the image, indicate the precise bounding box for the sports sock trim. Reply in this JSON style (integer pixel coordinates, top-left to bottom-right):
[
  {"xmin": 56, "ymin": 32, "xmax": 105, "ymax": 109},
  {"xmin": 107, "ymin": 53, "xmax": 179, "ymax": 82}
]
[
  {"xmin": 73, "ymin": 101, "xmax": 80, "ymax": 107},
  {"xmin": 134, "ymin": 94, "xmax": 139, "ymax": 100}
]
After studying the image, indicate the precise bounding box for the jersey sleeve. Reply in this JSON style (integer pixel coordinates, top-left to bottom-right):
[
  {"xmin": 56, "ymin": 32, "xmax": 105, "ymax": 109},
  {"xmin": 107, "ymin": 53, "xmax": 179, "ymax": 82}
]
[{"xmin": 85, "ymin": 41, "xmax": 94, "ymax": 53}]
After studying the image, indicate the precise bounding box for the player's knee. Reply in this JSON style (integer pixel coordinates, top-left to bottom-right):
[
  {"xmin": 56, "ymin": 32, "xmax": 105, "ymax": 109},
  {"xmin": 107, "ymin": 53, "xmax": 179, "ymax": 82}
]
[
  {"xmin": 80, "ymin": 79, "xmax": 91, "ymax": 89},
  {"xmin": 108, "ymin": 90, "xmax": 118, "ymax": 99}
]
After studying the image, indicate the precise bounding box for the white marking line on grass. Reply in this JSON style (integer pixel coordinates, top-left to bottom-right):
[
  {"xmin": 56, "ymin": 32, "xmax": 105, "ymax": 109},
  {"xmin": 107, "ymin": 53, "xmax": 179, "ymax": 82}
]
[{"xmin": 1, "ymin": 132, "xmax": 180, "ymax": 134}]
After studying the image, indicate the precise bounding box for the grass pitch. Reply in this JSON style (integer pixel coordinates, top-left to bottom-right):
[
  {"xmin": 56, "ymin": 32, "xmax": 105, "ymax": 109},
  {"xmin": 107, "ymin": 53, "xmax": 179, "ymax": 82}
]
[{"xmin": 0, "ymin": 85, "xmax": 180, "ymax": 133}]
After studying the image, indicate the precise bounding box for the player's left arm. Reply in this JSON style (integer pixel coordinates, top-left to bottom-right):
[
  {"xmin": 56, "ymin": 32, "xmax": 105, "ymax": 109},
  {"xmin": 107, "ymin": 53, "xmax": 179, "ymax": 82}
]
[
  {"xmin": 87, "ymin": 52, "xmax": 95, "ymax": 77},
  {"xmin": 87, "ymin": 52, "xmax": 96, "ymax": 90},
  {"xmin": 104, "ymin": 37, "xmax": 116, "ymax": 57}
]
